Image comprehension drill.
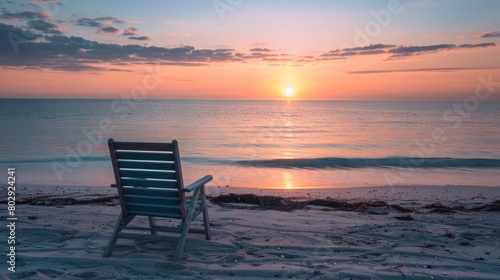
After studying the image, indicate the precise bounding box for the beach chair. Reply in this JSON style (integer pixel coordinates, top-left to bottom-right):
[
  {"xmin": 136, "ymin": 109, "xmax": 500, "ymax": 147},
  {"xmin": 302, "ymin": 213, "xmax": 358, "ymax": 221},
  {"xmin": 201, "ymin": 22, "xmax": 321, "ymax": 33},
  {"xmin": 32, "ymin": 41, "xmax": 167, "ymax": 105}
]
[{"xmin": 103, "ymin": 138, "xmax": 212, "ymax": 261}]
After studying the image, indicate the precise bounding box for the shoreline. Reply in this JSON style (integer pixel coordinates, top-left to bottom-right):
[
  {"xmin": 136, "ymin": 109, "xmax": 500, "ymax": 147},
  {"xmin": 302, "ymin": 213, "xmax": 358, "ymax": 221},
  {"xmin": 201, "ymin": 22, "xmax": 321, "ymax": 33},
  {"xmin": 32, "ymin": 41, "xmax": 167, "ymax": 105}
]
[
  {"xmin": 12, "ymin": 183, "xmax": 500, "ymax": 203},
  {"xmin": 1, "ymin": 184, "xmax": 499, "ymax": 279}
]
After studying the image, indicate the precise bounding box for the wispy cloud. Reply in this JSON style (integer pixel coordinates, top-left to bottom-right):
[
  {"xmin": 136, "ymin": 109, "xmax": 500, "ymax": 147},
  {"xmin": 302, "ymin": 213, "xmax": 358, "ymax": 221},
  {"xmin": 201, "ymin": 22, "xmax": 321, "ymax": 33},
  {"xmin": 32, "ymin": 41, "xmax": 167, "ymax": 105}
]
[
  {"xmin": 475, "ymin": 30, "xmax": 500, "ymax": 38},
  {"xmin": 348, "ymin": 67, "xmax": 500, "ymax": 75},
  {"xmin": 123, "ymin": 27, "xmax": 137, "ymax": 36},
  {"xmin": 318, "ymin": 42, "xmax": 496, "ymax": 61},
  {"xmin": 387, "ymin": 44, "xmax": 455, "ymax": 57},
  {"xmin": 458, "ymin": 43, "xmax": 496, "ymax": 48},
  {"xmin": 387, "ymin": 43, "xmax": 496, "ymax": 59},
  {"xmin": 28, "ymin": 0, "xmax": 62, "ymax": 6},
  {"xmin": 97, "ymin": 26, "xmax": 120, "ymax": 35},
  {"xmin": 249, "ymin": 48, "xmax": 272, "ymax": 52},
  {"xmin": 320, "ymin": 44, "xmax": 395, "ymax": 60},
  {"xmin": 75, "ymin": 17, "xmax": 102, "ymax": 27},
  {"xmin": 249, "ymin": 41, "xmax": 266, "ymax": 46},
  {"xmin": 75, "ymin": 16, "xmax": 124, "ymax": 28},
  {"xmin": 94, "ymin": 16, "xmax": 124, "ymax": 24},
  {"xmin": 166, "ymin": 32, "xmax": 190, "ymax": 38},
  {"xmin": 128, "ymin": 36, "xmax": 151, "ymax": 41},
  {"xmin": 1, "ymin": 10, "xmax": 51, "ymax": 20}
]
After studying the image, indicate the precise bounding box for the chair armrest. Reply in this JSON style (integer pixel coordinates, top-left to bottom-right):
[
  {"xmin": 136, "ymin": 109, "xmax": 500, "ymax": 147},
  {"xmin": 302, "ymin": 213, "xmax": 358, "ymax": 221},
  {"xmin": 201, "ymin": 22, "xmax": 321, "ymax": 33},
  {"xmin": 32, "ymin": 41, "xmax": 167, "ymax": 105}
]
[
  {"xmin": 183, "ymin": 175, "xmax": 213, "ymax": 192},
  {"xmin": 111, "ymin": 184, "xmax": 117, "ymax": 188}
]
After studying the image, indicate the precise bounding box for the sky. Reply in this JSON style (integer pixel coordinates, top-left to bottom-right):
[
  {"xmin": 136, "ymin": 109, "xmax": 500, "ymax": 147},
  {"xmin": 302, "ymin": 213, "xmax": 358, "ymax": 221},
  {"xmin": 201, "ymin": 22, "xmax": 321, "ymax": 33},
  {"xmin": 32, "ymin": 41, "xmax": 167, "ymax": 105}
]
[{"xmin": 0, "ymin": 0, "xmax": 499, "ymax": 100}]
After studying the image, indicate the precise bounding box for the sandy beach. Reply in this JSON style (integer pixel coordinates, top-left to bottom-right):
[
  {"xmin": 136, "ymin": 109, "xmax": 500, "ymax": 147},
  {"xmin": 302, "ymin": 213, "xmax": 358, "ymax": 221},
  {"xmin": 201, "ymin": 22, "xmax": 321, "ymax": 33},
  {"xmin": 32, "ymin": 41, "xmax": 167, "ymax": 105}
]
[{"xmin": 2, "ymin": 185, "xmax": 499, "ymax": 279}]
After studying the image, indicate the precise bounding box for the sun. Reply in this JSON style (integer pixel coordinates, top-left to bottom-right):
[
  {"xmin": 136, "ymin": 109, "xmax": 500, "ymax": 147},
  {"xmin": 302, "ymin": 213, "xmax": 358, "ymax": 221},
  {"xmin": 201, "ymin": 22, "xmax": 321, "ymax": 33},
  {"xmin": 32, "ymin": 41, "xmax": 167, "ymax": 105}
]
[{"xmin": 284, "ymin": 87, "xmax": 295, "ymax": 98}]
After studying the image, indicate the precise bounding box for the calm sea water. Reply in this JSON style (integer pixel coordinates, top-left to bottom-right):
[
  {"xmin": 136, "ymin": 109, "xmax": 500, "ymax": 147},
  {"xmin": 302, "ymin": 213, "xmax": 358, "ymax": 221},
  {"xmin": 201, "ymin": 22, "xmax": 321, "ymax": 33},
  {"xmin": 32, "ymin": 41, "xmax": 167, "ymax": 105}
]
[{"xmin": 1, "ymin": 99, "xmax": 499, "ymax": 189}]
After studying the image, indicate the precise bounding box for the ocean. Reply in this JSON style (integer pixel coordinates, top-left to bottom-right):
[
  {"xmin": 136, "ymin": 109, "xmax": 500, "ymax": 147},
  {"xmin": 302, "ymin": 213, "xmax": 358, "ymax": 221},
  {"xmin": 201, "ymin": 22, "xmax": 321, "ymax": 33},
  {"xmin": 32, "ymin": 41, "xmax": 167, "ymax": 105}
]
[{"xmin": 1, "ymin": 99, "xmax": 499, "ymax": 189}]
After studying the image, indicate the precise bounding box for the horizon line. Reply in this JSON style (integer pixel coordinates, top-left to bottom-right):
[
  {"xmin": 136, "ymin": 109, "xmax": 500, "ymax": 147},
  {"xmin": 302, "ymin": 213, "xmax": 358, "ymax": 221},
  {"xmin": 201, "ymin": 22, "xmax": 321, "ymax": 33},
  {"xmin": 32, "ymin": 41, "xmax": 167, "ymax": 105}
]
[{"xmin": 1, "ymin": 97, "xmax": 500, "ymax": 102}]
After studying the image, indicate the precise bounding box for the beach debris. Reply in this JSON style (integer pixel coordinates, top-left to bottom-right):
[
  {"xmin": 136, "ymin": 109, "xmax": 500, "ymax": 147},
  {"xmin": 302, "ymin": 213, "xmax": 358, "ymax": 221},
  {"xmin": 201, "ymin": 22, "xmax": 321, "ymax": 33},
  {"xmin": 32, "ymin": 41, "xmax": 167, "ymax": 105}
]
[
  {"xmin": 209, "ymin": 194, "xmax": 420, "ymax": 213},
  {"xmin": 209, "ymin": 193, "xmax": 301, "ymax": 211},
  {"xmin": 441, "ymin": 231, "xmax": 454, "ymax": 238},
  {"xmin": 422, "ymin": 203, "xmax": 463, "ymax": 213},
  {"xmin": 468, "ymin": 200, "xmax": 500, "ymax": 211},
  {"xmin": 0, "ymin": 195, "xmax": 119, "ymax": 206},
  {"xmin": 208, "ymin": 194, "xmax": 500, "ymax": 214},
  {"xmin": 394, "ymin": 215, "xmax": 414, "ymax": 221},
  {"xmin": 458, "ymin": 240, "xmax": 471, "ymax": 246},
  {"xmin": 391, "ymin": 204, "xmax": 415, "ymax": 213}
]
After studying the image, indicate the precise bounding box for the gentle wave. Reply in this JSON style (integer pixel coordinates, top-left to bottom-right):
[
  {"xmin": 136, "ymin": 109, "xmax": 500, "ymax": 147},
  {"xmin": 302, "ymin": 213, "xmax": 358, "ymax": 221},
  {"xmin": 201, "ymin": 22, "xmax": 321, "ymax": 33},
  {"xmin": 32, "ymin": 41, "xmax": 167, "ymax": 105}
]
[
  {"xmin": 3, "ymin": 156, "xmax": 500, "ymax": 170},
  {"xmin": 0, "ymin": 156, "xmax": 109, "ymax": 164},
  {"xmin": 234, "ymin": 157, "xmax": 500, "ymax": 169}
]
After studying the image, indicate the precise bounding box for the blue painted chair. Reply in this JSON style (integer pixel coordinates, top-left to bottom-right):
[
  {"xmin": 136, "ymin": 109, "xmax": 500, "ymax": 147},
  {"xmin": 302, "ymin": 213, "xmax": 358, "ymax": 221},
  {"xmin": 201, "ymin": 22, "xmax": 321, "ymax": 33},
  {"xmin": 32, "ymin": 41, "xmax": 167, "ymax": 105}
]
[{"xmin": 103, "ymin": 138, "xmax": 212, "ymax": 261}]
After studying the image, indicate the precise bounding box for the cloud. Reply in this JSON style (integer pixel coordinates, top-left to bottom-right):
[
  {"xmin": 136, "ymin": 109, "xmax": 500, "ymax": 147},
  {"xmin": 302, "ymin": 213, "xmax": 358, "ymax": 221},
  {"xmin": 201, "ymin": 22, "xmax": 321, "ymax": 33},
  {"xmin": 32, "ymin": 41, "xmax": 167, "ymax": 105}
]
[
  {"xmin": 476, "ymin": 30, "xmax": 500, "ymax": 38},
  {"xmin": 75, "ymin": 16, "xmax": 124, "ymax": 28},
  {"xmin": 94, "ymin": 16, "xmax": 124, "ymax": 24},
  {"xmin": 123, "ymin": 27, "xmax": 137, "ymax": 36},
  {"xmin": 263, "ymin": 57, "xmax": 293, "ymax": 62},
  {"xmin": 1, "ymin": 10, "xmax": 51, "ymax": 20},
  {"xmin": 320, "ymin": 44, "xmax": 394, "ymax": 60},
  {"xmin": 28, "ymin": 19, "xmax": 62, "ymax": 34},
  {"xmin": 1, "ymin": 9, "xmax": 63, "ymax": 35},
  {"xmin": 348, "ymin": 67, "xmax": 500, "ymax": 75},
  {"xmin": 75, "ymin": 17, "xmax": 101, "ymax": 27},
  {"xmin": 166, "ymin": 32, "xmax": 190, "ymax": 38},
  {"xmin": 344, "ymin": 44, "xmax": 396, "ymax": 52},
  {"xmin": 164, "ymin": 19, "xmax": 172, "ymax": 24},
  {"xmin": 0, "ymin": 23, "xmax": 242, "ymax": 71},
  {"xmin": 387, "ymin": 43, "xmax": 496, "ymax": 59},
  {"xmin": 319, "ymin": 42, "xmax": 496, "ymax": 61},
  {"xmin": 0, "ymin": 21, "xmax": 496, "ymax": 72},
  {"xmin": 249, "ymin": 48, "xmax": 272, "ymax": 52},
  {"xmin": 0, "ymin": 22, "xmax": 41, "ymax": 43},
  {"xmin": 387, "ymin": 44, "xmax": 455, "ymax": 57},
  {"xmin": 458, "ymin": 43, "xmax": 496, "ymax": 48},
  {"xmin": 29, "ymin": 0, "xmax": 63, "ymax": 6},
  {"xmin": 128, "ymin": 36, "xmax": 151, "ymax": 41},
  {"xmin": 97, "ymin": 26, "xmax": 120, "ymax": 35}
]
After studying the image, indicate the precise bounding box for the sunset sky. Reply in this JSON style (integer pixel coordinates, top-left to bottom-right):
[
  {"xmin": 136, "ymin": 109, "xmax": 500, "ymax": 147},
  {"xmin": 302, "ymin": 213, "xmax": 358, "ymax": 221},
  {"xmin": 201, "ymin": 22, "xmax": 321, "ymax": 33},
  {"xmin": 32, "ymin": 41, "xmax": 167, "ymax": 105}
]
[{"xmin": 0, "ymin": 0, "xmax": 499, "ymax": 100}]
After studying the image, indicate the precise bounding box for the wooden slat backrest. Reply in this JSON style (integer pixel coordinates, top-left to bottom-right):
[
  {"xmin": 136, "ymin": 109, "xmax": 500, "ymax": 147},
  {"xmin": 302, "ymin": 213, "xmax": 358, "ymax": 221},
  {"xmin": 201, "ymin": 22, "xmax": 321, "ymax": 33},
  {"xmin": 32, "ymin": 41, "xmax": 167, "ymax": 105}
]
[{"xmin": 108, "ymin": 139, "xmax": 186, "ymax": 219}]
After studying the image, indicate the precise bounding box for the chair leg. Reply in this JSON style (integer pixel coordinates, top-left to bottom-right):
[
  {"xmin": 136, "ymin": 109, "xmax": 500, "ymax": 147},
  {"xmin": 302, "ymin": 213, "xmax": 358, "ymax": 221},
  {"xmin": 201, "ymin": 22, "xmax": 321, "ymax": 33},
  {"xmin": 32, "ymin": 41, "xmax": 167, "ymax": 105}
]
[
  {"xmin": 174, "ymin": 188, "xmax": 201, "ymax": 261},
  {"xmin": 201, "ymin": 186, "xmax": 211, "ymax": 240},
  {"xmin": 103, "ymin": 213, "xmax": 124, "ymax": 257},
  {"xmin": 148, "ymin": 216, "xmax": 158, "ymax": 235},
  {"xmin": 174, "ymin": 214, "xmax": 194, "ymax": 261}
]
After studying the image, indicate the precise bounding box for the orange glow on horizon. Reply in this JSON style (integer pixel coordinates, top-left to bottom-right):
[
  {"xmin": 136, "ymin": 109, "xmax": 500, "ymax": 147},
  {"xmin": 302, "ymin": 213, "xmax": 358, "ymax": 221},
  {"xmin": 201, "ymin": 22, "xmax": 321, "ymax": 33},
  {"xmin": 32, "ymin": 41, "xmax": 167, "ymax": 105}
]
[{"xmin": 1, "ymin": 56, "xmax": 499, "ymax": 100}]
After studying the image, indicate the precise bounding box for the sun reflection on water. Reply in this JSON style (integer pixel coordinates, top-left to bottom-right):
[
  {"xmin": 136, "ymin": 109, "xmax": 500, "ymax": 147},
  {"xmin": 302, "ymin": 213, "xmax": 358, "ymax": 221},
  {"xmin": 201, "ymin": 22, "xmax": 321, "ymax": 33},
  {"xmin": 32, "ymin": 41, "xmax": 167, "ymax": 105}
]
[{"xmin": 282, "ymin": 172, "xmax": 294, "ymax": 189}]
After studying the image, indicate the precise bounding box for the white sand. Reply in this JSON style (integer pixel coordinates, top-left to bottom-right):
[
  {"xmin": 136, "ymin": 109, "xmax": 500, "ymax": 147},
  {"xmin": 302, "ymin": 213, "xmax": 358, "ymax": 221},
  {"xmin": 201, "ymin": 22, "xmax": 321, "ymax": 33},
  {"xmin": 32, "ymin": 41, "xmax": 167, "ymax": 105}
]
[{"xmin": 2, "ymin": 185, "xmax": 499, "ymax": 279}]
